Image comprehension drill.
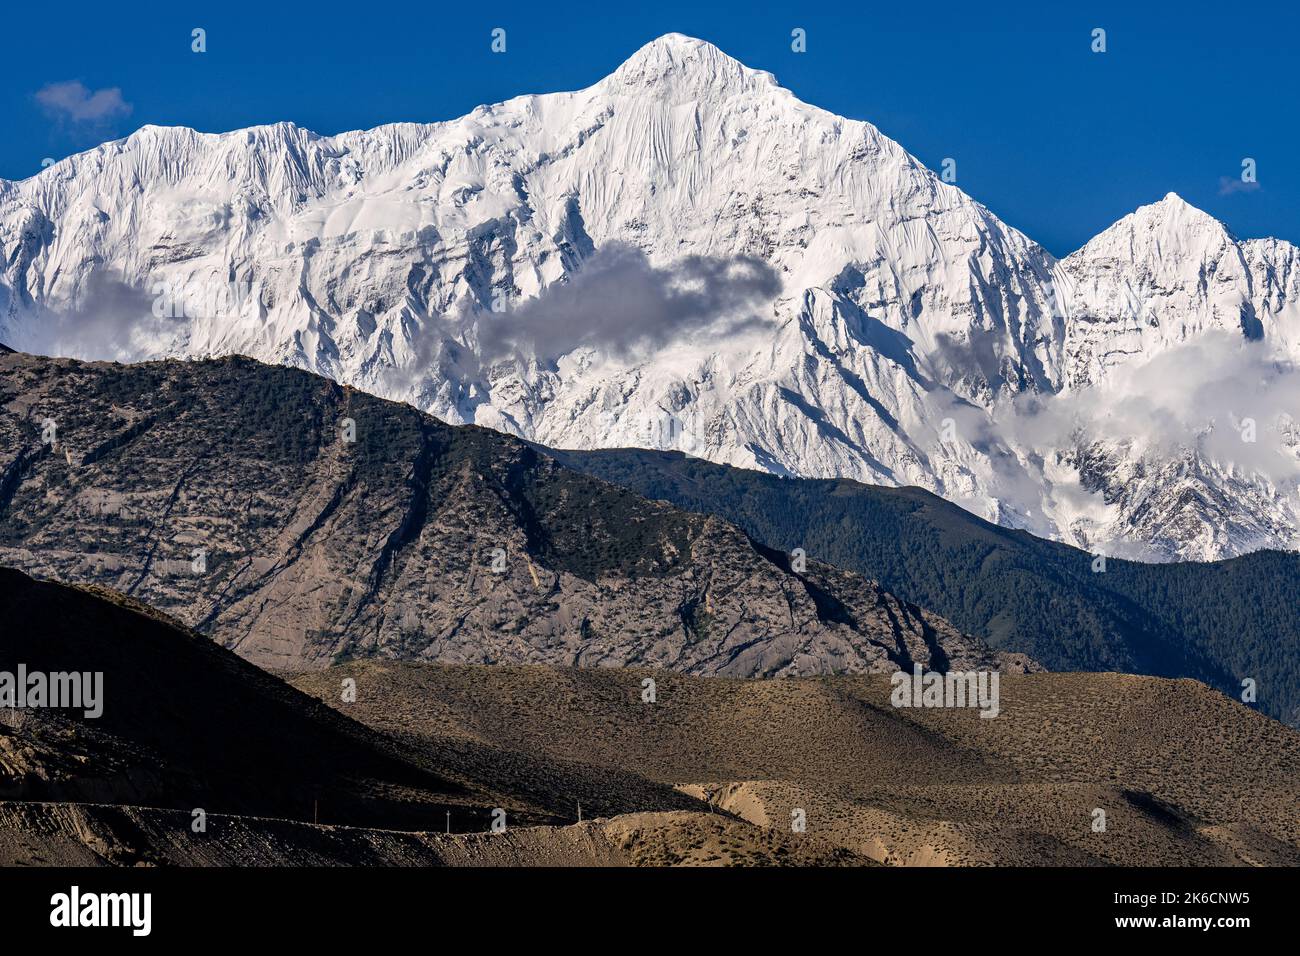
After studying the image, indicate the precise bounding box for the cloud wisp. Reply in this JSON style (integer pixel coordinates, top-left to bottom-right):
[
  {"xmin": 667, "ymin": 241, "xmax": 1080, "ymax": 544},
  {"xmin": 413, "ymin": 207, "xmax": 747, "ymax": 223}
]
[
  {"xmin": 1218, "ymin": 176, "xmax": 1262, "ymax": 197},
  {"xmin": 34, "ymin": 80, "xmax": 132, "ymax": 128}
]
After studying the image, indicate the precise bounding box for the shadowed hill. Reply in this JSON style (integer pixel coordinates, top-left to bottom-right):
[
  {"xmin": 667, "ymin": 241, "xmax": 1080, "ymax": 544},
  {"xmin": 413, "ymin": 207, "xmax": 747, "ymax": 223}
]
[
  {"xmin": 0, "ymin": 568, "xmax": 702, "ymax": 836},
  {"xmin": 0, "ymin": 567, "xmax": 463, "ymax": 830},
  {"xmin": 548, "ymin": 447, "xmax": 1300, "ymax": 726}
]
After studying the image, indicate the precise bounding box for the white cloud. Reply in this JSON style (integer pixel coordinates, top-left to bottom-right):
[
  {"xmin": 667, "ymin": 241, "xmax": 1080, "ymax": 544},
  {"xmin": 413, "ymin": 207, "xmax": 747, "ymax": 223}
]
[
  {"xmin": 1000, "ymin": 333, "xmax": 1300, "ymax": 484},
  {"xmin": 35, "ymin": 80, "xmax": 132, "ymax": 124},
  {"xmin": 1218, "ymin": 176, "xmax": 1261, "ymax": 197}
]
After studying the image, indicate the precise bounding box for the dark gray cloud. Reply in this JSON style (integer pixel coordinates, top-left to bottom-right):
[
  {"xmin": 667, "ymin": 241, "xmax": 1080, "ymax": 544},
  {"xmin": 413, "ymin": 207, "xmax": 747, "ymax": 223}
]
[{"xmin": 476, "ymin": 243, "xmax": 780, "ymax": 365}]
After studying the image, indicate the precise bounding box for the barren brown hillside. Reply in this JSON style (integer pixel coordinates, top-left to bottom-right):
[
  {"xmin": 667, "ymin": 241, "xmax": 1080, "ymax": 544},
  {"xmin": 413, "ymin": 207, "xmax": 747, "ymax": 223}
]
[{"xmin": 292, "ymin": 663, "xmax": 1300, "ymax": 866}]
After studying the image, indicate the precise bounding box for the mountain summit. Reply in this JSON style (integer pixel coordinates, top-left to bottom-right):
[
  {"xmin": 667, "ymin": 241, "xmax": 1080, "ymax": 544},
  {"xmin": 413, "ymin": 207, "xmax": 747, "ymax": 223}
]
[
  {"xmin": 605, "ymin": 33, "xmax": 778, "ymax": 92},
  {"xmin": 1, "ymin": 35, "xmax": 1298, "ymax": 560}
]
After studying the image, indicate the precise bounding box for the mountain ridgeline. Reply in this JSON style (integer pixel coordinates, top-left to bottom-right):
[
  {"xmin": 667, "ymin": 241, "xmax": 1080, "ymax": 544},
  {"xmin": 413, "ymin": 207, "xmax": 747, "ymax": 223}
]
[
  {"xmin": 0, "ymin": 350, "xmax": 1020, "ymax": 679},
  {"xmin": 549, "ymin": 448, "xmax": 1300, "ymax": 727}
]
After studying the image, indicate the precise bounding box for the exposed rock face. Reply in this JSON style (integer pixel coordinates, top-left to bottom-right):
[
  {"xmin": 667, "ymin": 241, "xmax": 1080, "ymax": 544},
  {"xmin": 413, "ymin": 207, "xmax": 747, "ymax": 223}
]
[
  {"xmin": 0, "ymin": 351, "xmax": 1024, "ymax": 676},
  {"xmin": 548, "ymin": 445, "xmax": 1300, "ymax": 731}
]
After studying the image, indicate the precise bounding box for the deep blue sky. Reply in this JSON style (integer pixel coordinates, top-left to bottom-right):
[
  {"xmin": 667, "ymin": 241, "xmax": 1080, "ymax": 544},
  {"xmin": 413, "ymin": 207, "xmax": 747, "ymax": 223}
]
[{"xmin": 4, "ymin": 0, "xmax": 1294, "ymax": 257}]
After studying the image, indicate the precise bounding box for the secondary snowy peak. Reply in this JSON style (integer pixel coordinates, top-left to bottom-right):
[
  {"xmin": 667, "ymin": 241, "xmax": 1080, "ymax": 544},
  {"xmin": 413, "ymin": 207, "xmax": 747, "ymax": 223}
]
[
  {"xmin": 1070, "ymin": 193, "xmax": 1237, "ymax": 271},
  {"xmin": 1136, "ymin": 190, "xmax": 1223, "ymax": 222},
  {"xmin": 1050, "ymin": 194, "xmax": 1300, "ymax": 561},
  {"xmin": 1061, "ymin": 192, "xmax": 1300, "ymax": 388}
]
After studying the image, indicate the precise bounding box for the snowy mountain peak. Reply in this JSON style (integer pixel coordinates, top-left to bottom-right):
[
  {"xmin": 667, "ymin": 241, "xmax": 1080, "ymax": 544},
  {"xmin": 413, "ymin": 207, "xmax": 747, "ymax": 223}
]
[
  {"xmin": 604, "ymin": 33, "xmax": 778, "ymax": 94},
  {"xmin": 1155, "ymin": 190, "xmax": 1195, "ymax": 209},
  {"xmin": 1060, "ymin": 184, "xmax": 1300, "ymax": 460},
  {"xmin": 1140, "ymin": 191, "xmax": 1228, "ymax": 230},
  {"xmin": 1076, "ymin": 191, "xmax": 1231, "ymax": 254},
  {"xmin": 1062, "ymin": 193, "xmax": 1241, "ymax": 311}
]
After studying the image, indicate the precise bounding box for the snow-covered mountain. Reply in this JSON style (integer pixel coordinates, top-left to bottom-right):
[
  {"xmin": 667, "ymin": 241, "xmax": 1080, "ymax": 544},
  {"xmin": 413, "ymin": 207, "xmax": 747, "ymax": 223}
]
[
  {"xmin": 2, "ymin": 33, "xmax": 1298, "ymax": 560},
  {"xmin": 1062, "ymin": 192, "xmax": 1300, "ymax": 387}
]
